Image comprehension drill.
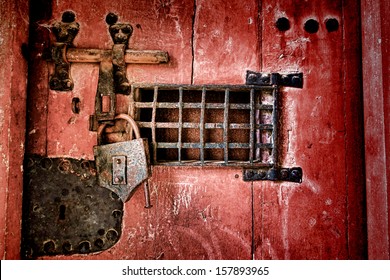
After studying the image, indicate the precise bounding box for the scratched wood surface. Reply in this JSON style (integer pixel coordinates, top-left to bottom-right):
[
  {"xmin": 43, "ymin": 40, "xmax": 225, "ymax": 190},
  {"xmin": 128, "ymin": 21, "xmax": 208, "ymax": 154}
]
[
  {"xmin": 26, "ymin": 0, "xmax": 366, "ymax": 260},
  {"xmin": 254, "ymin": 0, "xmax": 366, "ymax": 259},
  {"xmin": 28, "ymin": 0, "xmax": 254, "ymax": 260}
]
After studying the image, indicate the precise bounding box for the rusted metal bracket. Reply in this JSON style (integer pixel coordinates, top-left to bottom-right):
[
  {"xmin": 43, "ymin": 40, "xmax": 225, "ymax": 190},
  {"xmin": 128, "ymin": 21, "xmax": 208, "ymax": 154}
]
[
  {"xmin": 243, "ymin": 167, "xmax": 303, "ymax": 183},
  {"xmin": 89, "ymin": 14, "xmax": 134, "ymax": 131},
  {"xmin": 107, "ymin": 13, "xmax": 133, "ymax": 94},
  {"xmin": 49, "ymin": 11, "xmax": 80, "ymax": 91},
  {"xmin": 89, "ymin": 59, "xmax": 117, "ymax": 130},
  {"xmin": 246, "ymin": 70, "xmax": 303, "ymax": 88},
  {"xmin": 22, "ymin": 155, "xmax": 123, "ymax": 259},
  {"xmin": 244, "ymin": 70, "xmax": 303, "ymax": 183}
]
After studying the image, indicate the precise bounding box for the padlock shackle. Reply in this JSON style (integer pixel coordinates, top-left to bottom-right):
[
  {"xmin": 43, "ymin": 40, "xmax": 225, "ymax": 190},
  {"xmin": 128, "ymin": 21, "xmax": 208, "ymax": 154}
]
[{"xmin": 97, "ymin": 113, "xmax": 141, "ymax": 145}]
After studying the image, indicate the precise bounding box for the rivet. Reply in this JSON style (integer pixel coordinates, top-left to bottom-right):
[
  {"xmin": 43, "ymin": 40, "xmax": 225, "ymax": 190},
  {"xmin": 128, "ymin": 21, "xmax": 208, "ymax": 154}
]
[{"xmin": 280, "ymin": 169, "xmax": 289, "ymax": 179}]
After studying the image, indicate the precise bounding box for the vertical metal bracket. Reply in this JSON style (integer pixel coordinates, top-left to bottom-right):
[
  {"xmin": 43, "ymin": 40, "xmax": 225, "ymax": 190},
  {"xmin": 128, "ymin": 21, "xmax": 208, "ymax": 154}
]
[
  {"xmin": 106, "ymin": 12, "xmax": 133, "ymax": 95},
  {"xmin": 89, "ymin": 13, "xmax": 134, "ymax": 131},
  {"xmin": 244, "ymin": 70, "xmax": 304, "ymax": 183},
  {"xmin": 49, "ymin": 11, "xmax": 80, "ymax": 91}
]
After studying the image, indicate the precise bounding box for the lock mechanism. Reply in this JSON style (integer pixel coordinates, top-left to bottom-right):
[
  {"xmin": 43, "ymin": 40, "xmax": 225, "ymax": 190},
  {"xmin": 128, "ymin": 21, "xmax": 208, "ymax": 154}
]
[{"xmin": 94, "ymin": 114, "xmax": 151, "ymax": 202}]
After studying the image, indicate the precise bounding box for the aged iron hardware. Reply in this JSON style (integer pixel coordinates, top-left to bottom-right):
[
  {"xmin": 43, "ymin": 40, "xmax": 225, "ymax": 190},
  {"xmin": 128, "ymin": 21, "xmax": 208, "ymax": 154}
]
[
  {"xmin": 22, "ymin": 155, "xmax": 123, "ymax": 259},
  {"xmin": 106, "ymin": 13, "xmax": 133, "ymax": 94},
  {"xmin": 94, "ymin": 114, "xmax": 151, "ymax": 202},
  {"xmin": 245, "ymin": 70, "xmax": 303, "ymax": 182},
  {"xmin": 130, "ymin": 84, "xmax": 271, "ymax": 166},
  {"xmin": 246, "ymin": 70, "xmax": 303, "ymax": 88},
  {"xmin": 243, "ymin": 167, "xmax": 303, "ymax": 183},
  {"xmin": 130, "ymin": 82, "xmax": 302, "ymax": 183},
  {"xmin": 49, "ymin": 11, "xmax": 80, "ymax": 91}
]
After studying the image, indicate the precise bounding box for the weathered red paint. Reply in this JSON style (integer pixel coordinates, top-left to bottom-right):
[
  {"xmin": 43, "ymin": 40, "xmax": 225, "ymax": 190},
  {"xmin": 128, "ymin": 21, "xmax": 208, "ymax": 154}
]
[
  {"xmin": 253, "ymin": 0, "xmax": 366, "ymax": 259},
  {"xmin": 3, "ymin": 0, "xmax": 385, "ymax": 260},
  {"xmin": 0, "ymin": 0, "xmax": 29, "ymax": 259},
  {"xmin": 361, "ymin": 0, "xmax": 390, "ymax": 260}
]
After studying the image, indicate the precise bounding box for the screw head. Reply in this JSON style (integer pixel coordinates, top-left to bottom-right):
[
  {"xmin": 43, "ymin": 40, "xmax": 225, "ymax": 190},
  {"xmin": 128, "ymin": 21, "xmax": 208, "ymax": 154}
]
[{"xmin": 280, "ymin": 169, "xmax": 289, "ymax": 180}]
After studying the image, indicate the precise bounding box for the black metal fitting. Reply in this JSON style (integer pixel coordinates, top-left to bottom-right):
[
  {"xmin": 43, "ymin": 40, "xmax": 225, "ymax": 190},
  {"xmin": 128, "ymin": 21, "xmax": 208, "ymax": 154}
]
[
  {"xmin": 246, "ymin": 70, "xmax": 303, "ymax": 88},
  {"xmin": 106, "ymin": 13, "xmax": 133, "ymax": 94},
  {"xmin": 243, "ymin": 167, "xmax": 303, "ymax": 183},
  {"xmin": 49, "ymin": 11, "xmax": 80, "ymax": 91}
]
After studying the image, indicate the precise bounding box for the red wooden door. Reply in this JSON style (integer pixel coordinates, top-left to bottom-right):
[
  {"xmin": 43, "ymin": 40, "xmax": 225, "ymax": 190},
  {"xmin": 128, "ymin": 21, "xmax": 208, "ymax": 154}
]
[{"xmin": 25, "ymin": 0, "xmax": 366, "ymax": 259}]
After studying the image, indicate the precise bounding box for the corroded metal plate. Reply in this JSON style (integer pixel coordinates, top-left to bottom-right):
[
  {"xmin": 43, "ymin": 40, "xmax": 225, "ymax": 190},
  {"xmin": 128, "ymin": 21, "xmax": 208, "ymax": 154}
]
[{"xmin": 22, "ymin": 155, "xmax": 123, "ymax": 259}]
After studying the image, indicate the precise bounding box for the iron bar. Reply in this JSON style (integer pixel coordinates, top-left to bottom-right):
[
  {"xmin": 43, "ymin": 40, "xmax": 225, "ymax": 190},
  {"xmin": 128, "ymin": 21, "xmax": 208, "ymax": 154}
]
[
  {"xmin": 223, "ymin": 88, "xmax": 230, "ymax": 164},
  {"xmin": 200, "ymin": 88, "xmax": 206, "ymax": 164},
  {"xmin": 178, "ymin": 87, "xmax": 183, "ymax": 163},
  {"xmin": 249, "ymin": 88, "xmax": 255, "ymax": 164},
  {"xmin": 151, "ymin": 86, "xmax": 158, "ymax": 163}
]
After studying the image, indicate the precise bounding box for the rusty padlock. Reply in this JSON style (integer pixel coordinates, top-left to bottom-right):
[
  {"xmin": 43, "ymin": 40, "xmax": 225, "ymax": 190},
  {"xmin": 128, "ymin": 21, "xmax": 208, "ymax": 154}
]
[{"xmin": 94, "ymin": 114, "xmax": 150, "ymax": 202}]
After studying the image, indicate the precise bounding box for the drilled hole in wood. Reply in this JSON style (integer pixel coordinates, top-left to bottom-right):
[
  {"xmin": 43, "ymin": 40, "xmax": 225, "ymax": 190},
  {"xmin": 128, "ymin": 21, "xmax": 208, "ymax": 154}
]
[
  {"xmin": 304, "ymin": 19, "xmax": 319, "ymax": 33},
  {"xmin": 275, "ymin": 17, "xmax": 290, "ymax": 31},
  {"xmin": 71, "ymin": 97, "xmax": 80, "ymax": 114},
  {"xmin": 325, "ymin": 18, "xmax": 339, "ymax": 32}
]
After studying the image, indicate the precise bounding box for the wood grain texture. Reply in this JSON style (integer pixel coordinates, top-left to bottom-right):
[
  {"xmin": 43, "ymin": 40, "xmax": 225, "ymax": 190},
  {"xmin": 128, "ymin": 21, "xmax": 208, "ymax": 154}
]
[
  {"xmin": 254, "ymin": 0, "xmax": 365, "ymax": 259},
  {"xmin": 361, "ymin": 0, "xmax": 390, "ymax": 260},
  {"xmin": 0, "ymin": 0, "xmax": 29, "ymax": 259},
  {"xmin": 23, "ymin": 0, "xmax": 367, "ymax": 260}
]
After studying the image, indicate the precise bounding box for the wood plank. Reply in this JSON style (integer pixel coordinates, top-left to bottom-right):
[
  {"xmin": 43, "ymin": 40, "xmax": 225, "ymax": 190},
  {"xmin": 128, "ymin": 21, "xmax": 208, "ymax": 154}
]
[
  {"xmin": 192, "ymin": 0, "xmax": 261, "ymax": 84},
  {"xmin": 45, "ymin": 0, "xmax": 195, "ymax": 159},
  {"xmin": 44, "ymin": 167, "xmax": 252, "ymax": 260},
  {"xmin": 254, "ymin": 0, "xmax": 364, "ymax": 259},
  {"xmin": 66, "ymin": 48, "xmax": 169, "ymax": 64},
  {"xmin": 361, "ymin": 0, "xmax": 390, "ymax": 260},
  {"xmin": 38, "ymin": 0, "xmax": 255, "ymax": 260},
  {"xmin": 0, "ymin": 0, "xmax": 29, "ymax": 259}
]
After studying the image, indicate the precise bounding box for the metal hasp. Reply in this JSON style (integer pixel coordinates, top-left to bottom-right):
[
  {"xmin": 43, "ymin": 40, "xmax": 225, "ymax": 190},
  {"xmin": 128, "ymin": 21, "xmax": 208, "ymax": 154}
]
[
  {"xmin": 21, "ymin": 155, "xmax": 124, "ymax": 259},
  {"xmin": 89, "ymin": 12, "xmax": 169, "ymax": 131},
  {"xmin": 245, "ymin": 70, "xmax": 303, "ymax": 183},
  {"xmin": 90, "ymin": 13, "xmax": 133, "ymax": 130},
  {"xmin": 94, "ymin": 114, "xmax": 151, "ymax": 202},
  {"xmin": 49, "ymin": 11, "xmax": 79, "ymax": 91}
]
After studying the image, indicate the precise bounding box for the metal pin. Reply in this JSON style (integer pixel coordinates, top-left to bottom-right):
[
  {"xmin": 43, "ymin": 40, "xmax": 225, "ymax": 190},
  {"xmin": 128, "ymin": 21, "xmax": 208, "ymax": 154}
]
[{"xmin": 144, "ymin": 181, "xmax": 152, "ymax": 209}]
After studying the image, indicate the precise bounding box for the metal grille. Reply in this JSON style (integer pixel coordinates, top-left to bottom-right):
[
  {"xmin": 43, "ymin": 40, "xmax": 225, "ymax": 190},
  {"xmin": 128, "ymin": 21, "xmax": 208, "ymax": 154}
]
[{"xmin": 130, "ymin": 84, "xmax": 278, "ymax": 167}]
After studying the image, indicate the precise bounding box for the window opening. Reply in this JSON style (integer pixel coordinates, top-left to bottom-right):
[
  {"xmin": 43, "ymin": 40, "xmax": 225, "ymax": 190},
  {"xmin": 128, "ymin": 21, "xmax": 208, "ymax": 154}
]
[{"xmin": 130, "ymin": 84, "xmax": 278, "ymax": 167}]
